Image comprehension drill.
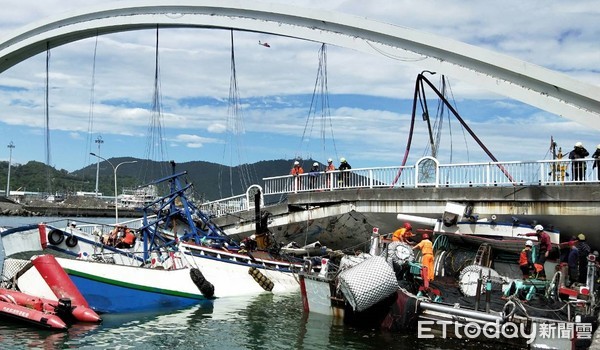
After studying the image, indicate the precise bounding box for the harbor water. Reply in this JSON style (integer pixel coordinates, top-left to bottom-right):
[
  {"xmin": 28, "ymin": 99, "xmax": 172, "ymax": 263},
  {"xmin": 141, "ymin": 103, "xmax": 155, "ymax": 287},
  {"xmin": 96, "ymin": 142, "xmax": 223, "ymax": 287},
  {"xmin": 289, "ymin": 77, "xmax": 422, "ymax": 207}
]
[{"xmin": 1, "ymin": 217, "xmax": 521, "ymax": 350}]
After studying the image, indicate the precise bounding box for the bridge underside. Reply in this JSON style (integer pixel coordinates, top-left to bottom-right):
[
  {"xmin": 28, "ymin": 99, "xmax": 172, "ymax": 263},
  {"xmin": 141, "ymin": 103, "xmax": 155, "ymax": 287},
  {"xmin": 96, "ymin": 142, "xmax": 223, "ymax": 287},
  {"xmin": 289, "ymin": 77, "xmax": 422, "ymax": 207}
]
[{"xmin": 215, "ymin": 185, "xmax": 600, "ymax": 251}]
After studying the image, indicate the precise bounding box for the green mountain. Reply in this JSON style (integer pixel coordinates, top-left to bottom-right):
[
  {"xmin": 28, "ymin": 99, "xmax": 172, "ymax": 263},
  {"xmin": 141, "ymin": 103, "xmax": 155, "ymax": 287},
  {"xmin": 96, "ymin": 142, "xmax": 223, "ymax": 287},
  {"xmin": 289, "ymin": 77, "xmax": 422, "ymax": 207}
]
[{"xmin": 0, "ymin": 158, "xmax": 321, "ymax": 201}]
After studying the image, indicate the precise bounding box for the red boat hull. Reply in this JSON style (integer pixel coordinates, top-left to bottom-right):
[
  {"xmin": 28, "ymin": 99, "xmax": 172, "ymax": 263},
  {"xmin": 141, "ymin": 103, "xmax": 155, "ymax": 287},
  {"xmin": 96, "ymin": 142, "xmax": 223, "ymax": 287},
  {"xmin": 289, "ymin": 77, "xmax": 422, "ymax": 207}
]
[{"xmin": 0, "ymin": 297, "xmax": 67, "ymax": 330}]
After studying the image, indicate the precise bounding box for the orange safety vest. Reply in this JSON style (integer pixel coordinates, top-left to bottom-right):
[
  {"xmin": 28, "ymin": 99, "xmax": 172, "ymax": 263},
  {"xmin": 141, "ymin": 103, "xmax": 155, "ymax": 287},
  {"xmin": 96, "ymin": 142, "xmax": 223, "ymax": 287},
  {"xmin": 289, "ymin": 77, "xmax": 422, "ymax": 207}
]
[
  {"xmin": 415, "ymin": 239, "xmax": 433, "ymax": 255},
  {"xmin": 290, "ymin": 167, "xmax": 304, "ymax": 176},
  {"xmin": 123, "ymin": 230, "xmax": 135, "ymax": 245},
  {"xmin": 519, "ymin": 248, "xmax": 532, "ymax": 266},
  {"xmin": 392, "ymin": 228, "xmax": 406, "ymax": 242}
]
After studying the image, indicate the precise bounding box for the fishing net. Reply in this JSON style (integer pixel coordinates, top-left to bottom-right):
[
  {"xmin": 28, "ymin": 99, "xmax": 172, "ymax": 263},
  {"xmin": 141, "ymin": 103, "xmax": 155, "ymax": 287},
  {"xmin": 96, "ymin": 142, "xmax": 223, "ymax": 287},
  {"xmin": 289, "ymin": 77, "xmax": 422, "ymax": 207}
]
[
  {"xmin": 338, "ymin": 256, "xmax": 398, "ymax": 312},
  {"xmin": 1, "ymin": 258, "xmax": 30, "ymax": 286}
]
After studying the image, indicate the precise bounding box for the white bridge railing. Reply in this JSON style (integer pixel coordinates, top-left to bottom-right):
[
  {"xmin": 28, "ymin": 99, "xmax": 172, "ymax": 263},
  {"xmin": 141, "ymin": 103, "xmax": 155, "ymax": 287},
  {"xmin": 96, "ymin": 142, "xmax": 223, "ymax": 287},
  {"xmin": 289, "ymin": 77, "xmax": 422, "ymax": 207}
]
[{"xmin": 199, "ymin": 157, "xmax": 599, "ymax": 218}]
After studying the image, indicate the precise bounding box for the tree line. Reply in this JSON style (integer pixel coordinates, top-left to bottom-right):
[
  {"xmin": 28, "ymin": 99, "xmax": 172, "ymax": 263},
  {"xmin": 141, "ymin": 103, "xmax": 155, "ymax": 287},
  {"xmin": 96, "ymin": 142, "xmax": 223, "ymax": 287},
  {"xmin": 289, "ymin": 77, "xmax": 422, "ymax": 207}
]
[{"xmin": 0, "ymin": 158, "xmax": 319, "ymax": 201}]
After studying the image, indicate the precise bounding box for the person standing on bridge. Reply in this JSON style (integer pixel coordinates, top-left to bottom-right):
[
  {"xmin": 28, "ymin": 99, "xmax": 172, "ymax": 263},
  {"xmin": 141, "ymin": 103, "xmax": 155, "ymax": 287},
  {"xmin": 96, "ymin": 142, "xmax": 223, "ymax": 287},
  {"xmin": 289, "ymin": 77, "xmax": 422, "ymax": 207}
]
[
  {"xmin": 290, "ymin": 161, "xmax": 304, "ymax": 191},
  {"xmin": 592, "ymin": 144, "xmax": 600, "ymax": 181},
  {"xmin": 518, "ymin": 224, "xmax": 550, "ymax": 280},
  {"xmin": 569, "ymin": 142, "xmax": 589, "ymax": 182},
  {"xmin": 324, "ymin": 158, "xmax": 336, "ymax": 189},
  {"xmin": 308, "ymin": 162, "xmax": 321, "ymax": 190},
  {"xmin": 338, "ymin": 157, "xmax": 352, "ymax": 187}
]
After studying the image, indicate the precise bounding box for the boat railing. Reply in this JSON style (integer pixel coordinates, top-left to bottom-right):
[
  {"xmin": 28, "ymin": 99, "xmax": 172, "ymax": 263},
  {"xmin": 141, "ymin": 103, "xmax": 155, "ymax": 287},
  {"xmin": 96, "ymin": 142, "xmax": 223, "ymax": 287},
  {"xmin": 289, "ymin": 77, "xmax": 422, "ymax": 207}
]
[{"xmin": 201, "ymin": 157, "xmax": 600, "ymax": 217}]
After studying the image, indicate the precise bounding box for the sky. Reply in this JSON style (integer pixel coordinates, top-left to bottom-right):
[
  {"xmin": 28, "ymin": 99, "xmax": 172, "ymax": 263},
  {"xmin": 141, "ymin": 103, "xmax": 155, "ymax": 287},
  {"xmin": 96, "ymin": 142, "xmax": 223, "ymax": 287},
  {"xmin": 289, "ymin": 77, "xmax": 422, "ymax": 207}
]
[{"xmin": 0, "ymin": 0, "xmax": 599, "ymax": 177}]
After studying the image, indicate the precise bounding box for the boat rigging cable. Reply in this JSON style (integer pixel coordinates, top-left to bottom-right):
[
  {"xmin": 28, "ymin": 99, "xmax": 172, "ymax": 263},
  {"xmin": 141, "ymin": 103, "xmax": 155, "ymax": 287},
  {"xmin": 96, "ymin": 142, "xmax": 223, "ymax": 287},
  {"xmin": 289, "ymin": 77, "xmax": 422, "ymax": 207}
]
[
  {"xmin": 218, "ymin": 30, "xmax": 258, "ymax": 198},
  {"xmin": 143, "ymin": 25, "xmax": 170, "ymax": 183},
  {"xmin": 84, "ymin": 34, "xmax": 99, "ymax": 171},
  {"xmin": 391, "ymin": 73, "xmax": 514, "ymax": 186},
  {"xmin": 44, "ymin": 44, "xmax": 52, "ymax": 195},
  {"xmin": 297, "ymin": 43, "xmax": 338, "ymax": 163}
]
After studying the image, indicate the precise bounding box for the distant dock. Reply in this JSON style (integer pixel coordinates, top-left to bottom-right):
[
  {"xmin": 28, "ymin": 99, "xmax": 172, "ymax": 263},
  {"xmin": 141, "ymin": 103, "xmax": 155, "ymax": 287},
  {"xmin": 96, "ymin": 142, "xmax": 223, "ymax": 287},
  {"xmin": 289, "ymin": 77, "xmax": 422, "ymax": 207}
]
[{"xmin": 21, "ymin": 205, "xmax": 141, "ymax": 218}]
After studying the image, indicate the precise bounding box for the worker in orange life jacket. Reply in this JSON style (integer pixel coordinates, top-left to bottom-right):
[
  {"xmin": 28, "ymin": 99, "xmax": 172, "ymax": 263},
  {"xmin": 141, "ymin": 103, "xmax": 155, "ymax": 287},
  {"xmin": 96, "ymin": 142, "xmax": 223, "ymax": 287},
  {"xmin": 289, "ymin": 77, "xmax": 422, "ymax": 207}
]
[
  {"xmin": 413, "ymin": 233, "xmax": 434, "ymax": 281},
  {"xmin": 290, "ymin": 161, "xmax": 304, "ymax": 191},
  {"xmin": 392, "ymin": 222, "xmax": 414, "ymax": 243},
  {"xmin": 519, "ymin": 240, "xmax": 534, "ymax": 279},
  {"xmin": 121, "ymin": 228, "xmax": 136, "ymax": 248}
]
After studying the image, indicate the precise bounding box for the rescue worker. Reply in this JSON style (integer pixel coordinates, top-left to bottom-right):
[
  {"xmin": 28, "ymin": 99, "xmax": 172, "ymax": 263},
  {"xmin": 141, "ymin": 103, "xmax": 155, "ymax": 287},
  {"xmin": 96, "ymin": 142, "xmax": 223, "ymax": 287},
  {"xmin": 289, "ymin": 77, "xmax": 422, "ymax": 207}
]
[
  {"xmin": 116, "ymin": 227, "xmax": 136, "ymax": 248},
  {"xmin": 569, "ymin": 142, "xmax": 589, "ymax": 182},
  {"xmin": 576, "ymin": 233, "xmax": 591, "ymax": 283},
  {"xmin": 413, "ymin": 233, "xmax": 434, "ymax": 281},
  {"xmin": 308, "ymin": 162, "xmax": 320, "ymax": 189},
  {"xmin": 338, "ymin": 157, "xmax": 352, "ymax": 187},
  {"xmin": 593, "ymin": 144, "xmax": 600, "ymax": 180},
  {"xmin": 325, "ymin": 158, "xmax": 335, "ymax": 172},
  {"xmin": 519, "ymin": 240, "xmax": 534, "ymax": 279},
  {"xmin": 106, "ymin": 226, "xmax": 121, "ymax": 246},
  {"xmin": 518, "ymin": 224, "xmax": 550, "ymax": 280},
  {"xmin": 324, "ymin": 158, "xmax": 336, "ymax": 189},
  {"xmin": 392, "ymin": 222, "xmax": 414, "ymax": 243},
  {"xmin": 290, "ymin": 161, "xmax": 304, "ymax": 191},
  {"xmin": 567, "ymin": 240, "xmax": 579, "ymax": 287}
]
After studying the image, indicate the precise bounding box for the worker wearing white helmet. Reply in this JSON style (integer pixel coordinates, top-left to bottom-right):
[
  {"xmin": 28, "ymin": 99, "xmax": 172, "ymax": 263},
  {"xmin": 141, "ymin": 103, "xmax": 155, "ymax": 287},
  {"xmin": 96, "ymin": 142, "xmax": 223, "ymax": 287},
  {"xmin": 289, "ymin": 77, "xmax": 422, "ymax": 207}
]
[
  {"xmin": 324, "ymin": 158, "xmax": 336, "ymax": 189},
  {"xmin": 593, "ymin": 143, "xmax": 600, "ymax": 180},
  {"xmin": 519, "ymin": 240, "xmax": 535, "ymax": 279},
  {"xmin": 290, "ymin": 160, "xmax": 304, "ymax": 191},
  {"xmin": 308, "ymin": 162, "xmax": 321, "ymax": 189},
  {"xmin": 290, "ymin": 160, "xmax": 303, "ymax": 176},
  {"xmin": 518, "ymin": 224, "xmax": 551, "ymax": 279},
  {"xmin": 325, "ymin": 158, "xmax": 335, "ymax": 172},
  {"xmin": 569, "ymin": 142, "xmax": 589, "ymax": 182},
  {"xmin": 338, "ymin": 157, "xmax": 352, "ymax": 187}
]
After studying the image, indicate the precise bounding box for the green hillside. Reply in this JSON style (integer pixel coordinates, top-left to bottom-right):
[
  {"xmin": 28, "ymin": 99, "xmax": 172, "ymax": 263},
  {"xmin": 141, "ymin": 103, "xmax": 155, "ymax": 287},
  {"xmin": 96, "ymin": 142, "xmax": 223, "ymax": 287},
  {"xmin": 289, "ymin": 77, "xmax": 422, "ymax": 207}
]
[{"xmin": 0, "ymin": 158, "xmax": 322, "ymax": 201}]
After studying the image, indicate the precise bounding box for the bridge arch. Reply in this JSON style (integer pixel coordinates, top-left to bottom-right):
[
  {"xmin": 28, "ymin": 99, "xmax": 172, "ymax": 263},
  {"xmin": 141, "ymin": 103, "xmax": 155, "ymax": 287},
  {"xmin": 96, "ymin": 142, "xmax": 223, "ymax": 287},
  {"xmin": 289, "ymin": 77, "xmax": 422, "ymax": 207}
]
[{"xmin": 1, "ymin": 0, "xmax": 599, "ymax": 129}]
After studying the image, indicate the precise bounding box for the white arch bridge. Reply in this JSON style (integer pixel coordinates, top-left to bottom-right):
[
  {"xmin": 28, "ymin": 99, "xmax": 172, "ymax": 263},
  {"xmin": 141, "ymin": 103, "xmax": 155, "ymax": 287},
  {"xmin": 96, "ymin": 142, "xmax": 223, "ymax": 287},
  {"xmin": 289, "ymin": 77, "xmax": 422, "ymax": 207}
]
[{"xmin": 0, "ymin": 0, "xmax": 599, "ymax": 130}]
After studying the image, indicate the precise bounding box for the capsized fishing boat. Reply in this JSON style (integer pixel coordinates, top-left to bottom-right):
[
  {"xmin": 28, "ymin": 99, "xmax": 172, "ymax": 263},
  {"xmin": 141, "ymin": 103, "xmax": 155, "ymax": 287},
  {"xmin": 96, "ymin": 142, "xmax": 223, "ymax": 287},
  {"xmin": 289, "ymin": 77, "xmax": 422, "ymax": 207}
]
[
  {"xmin": 0, "ymin": 254, "xmax": 101, "ymax": 329},
  {"xmin": 3, "ymin": 163, "xmax": 305, "ymax": 309},
  {"xmin": 397, "ymin": 201, "xmax": 561, "ymax": 254},
  {"xmin": 298, "ymin": 228, "xmax": 598, "ymax": 349}
]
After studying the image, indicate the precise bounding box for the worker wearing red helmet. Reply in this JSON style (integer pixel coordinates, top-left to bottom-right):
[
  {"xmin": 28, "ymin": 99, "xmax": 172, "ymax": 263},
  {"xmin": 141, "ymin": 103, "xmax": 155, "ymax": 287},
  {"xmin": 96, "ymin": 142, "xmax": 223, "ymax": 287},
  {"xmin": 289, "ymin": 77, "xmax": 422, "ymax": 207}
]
[
  {"xmin": 391, "ymin": 222, "xmax": 414, "ymax": 243},
  {"xmin": 413, "ymin": 233, "xmax": 435, "ymax": 281}
]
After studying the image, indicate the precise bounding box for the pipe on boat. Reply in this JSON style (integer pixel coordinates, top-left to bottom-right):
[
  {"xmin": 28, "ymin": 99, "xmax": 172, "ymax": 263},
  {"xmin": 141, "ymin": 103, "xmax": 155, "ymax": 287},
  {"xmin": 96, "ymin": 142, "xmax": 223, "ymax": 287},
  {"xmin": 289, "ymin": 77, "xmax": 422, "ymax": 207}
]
[
  {"xmin": 418, "ymin": 301, "xmax": 505, "ymax": 324},
  {"xmin": 396, "ymin": 214, "xmax": 438, "ymax": 227}
]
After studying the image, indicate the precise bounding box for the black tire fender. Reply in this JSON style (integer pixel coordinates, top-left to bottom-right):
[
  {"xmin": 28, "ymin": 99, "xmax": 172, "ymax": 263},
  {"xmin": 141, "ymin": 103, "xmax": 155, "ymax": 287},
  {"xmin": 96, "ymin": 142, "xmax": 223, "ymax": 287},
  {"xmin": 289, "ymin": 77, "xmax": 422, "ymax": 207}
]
[
  {"xmin": 48, "ymin": 229, "xmax": 65, "ymax": 245},
  {"xmin": 65, "ymin": 235, "xmax": 78, "ymax": 248},
  {"xmin": 190, "ymin": 268, "xmax": 215, "ymax": 298}
]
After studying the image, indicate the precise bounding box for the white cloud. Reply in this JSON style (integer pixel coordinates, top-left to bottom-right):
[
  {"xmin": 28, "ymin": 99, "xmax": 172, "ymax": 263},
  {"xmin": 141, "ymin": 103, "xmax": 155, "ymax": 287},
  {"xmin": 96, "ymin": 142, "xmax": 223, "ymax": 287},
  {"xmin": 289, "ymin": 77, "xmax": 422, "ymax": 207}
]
[{"xmin": 0, "ymin": 0, "xmax": 598, "ymax": 172}]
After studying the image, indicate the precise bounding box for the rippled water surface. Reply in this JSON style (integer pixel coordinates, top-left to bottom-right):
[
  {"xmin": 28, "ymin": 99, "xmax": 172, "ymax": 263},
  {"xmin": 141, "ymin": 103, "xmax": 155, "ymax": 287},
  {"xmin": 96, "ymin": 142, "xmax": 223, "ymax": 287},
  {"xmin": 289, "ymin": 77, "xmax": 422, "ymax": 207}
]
[
  {"xmin": 0, "ymin": 292, "xmax": 524, "ymax": 350},
  {"xmin": 0, "ymin": 217, "xmax": 520, "ymax": 350}
]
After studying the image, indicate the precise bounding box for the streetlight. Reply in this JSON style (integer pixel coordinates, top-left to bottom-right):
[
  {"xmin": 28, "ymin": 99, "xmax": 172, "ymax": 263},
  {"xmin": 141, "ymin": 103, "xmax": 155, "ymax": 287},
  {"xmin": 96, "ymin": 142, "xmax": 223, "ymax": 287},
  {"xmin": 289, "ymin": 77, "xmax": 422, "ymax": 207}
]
[
  {"xmin": 6, "ymin": 141, "xmax": 15, "ymax": 197},
  {"xmin": 90, "ymin": 152, "xmax": 137, "ymax": 224},
  {"xmin": 94, "ymin": 136, "xmax": 104, "ymax": 196}
]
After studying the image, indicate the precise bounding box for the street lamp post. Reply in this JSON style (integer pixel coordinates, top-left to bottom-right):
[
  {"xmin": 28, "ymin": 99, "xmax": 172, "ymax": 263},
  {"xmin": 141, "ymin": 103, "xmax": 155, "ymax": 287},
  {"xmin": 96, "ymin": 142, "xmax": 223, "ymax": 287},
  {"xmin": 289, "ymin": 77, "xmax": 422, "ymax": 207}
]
[
  {"xmin": 90, "ymin": 152, "xmax": 137, "ymax": 224},
  {"xmin": 6, "ymin": 141, "xmax": 15, "ymax": 197},
  {"xmin": 94, "ymin": 136, "xmax": 104, "ymax": 196}
]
